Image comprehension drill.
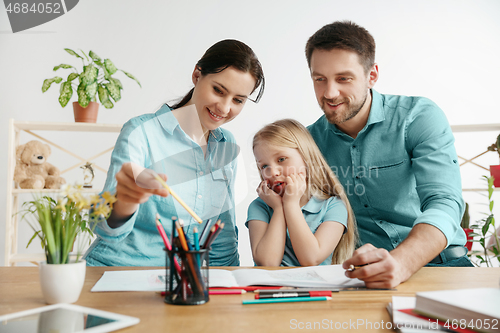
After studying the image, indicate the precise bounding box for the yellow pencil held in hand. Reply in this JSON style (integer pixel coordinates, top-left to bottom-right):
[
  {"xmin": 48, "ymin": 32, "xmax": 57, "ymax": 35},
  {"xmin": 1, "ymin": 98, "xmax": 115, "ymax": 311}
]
[{"xmin": 152, "ymin": 173, "xmax": 203, "ymax": 224}]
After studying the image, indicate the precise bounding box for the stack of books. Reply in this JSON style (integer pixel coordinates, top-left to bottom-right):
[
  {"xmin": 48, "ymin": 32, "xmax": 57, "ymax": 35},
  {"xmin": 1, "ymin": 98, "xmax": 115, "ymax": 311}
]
[{"xmin": 387, "ymin": 288, "xmax": 500, "ymax": 333}]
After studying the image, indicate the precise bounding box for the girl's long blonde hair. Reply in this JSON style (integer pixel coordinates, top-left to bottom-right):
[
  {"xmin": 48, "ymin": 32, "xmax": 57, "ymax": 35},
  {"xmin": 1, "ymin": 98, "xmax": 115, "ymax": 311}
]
[{"xmin": 253, "ymin": 119, "xmax": 358, "ymax": 264}]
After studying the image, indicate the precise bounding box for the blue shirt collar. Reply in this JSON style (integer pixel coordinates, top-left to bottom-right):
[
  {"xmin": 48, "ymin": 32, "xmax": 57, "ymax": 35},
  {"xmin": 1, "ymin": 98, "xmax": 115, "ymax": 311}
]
[
  {"xmin": 156, "ymin": 104, "xmax": 226, "ymax": 142},
  {"xmin": 302, "ymin": 196, "xmax": 326, "ymax": 214},
  {"xmin": 367, "ymin": 89, "xmax": 385, "ymax": 126},
  {"xmin": 327, "ymin": 89, "xmax": 385, "ymax": 135}
]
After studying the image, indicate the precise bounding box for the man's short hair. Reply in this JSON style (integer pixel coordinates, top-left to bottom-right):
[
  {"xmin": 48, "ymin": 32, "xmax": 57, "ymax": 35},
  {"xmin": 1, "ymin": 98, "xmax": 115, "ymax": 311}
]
[{"xmin": 305, "ymin": 21, "xmax": 376, "ymax": 73}]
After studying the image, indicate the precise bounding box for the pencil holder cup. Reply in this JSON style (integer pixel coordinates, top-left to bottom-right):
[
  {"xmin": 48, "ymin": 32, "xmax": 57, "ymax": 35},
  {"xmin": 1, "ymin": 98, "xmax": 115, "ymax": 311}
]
[{"xmin": 164, "ymin": 248, "xmax": 209, "ymax": 305}]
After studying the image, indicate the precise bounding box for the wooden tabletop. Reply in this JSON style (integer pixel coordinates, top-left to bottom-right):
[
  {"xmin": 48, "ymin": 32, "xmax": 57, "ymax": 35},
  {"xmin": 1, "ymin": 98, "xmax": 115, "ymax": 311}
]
[{"xmin": 1, "ymin": 266, "xmax": 499, "ymax": 332}]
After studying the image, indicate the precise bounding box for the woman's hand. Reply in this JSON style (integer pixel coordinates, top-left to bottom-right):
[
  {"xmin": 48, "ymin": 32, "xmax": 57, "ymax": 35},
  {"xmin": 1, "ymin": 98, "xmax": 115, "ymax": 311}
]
[
  {"xmin": 115, "ymin": 162, "xmax": 169, "ymax": 203},
  {"xmin": 282, "ymin": 173, "xmax": 306, "ymax": 205},
  {"xmin": 109, "ymin": 162, "xmax": 169, "ymax": 222},
  {"xmin": 256, "ymin": 180, "xmax": 282, "ymax": 210}
]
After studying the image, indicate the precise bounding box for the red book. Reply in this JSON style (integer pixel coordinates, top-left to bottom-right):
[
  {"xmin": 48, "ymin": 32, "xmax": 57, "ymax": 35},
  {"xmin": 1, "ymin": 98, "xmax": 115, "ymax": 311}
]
[{"xmin": 398, "ymin": 309, "xmax": 477, "ymax": 333}]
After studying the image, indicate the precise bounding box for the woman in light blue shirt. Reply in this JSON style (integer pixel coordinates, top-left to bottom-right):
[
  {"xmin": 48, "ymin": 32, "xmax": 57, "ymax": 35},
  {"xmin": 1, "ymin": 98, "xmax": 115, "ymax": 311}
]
[{"xmin": 84, "ymin": 40, "xmax": 265, "ymax": 266}]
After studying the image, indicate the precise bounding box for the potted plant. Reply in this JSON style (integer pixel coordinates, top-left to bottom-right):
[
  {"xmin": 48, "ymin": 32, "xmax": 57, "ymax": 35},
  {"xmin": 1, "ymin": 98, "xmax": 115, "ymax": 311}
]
[
  {"xmin": 487, "ymin": 134, "xmax": 500, "ymax": 187},
  {"xmin": 469, "ymin": 176, "xmax": 500, "ymax": 267},
  {"xmin": 460, "ymin": 202, "xmax": 473, "ymax": 251},
  {"xmin": 22, "ymin": 184, "xmax": 116, "ymax": 303},
  {"xmin": 42, "ymin": 48, "xmax": 141, "ymax": 123}
]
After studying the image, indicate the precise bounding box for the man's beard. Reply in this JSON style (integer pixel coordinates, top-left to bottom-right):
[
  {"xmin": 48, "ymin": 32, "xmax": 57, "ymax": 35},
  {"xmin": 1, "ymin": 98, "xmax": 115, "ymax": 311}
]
[{"xmin": 322, "ymin": 91, "xmax": 368, "ymax": 125}]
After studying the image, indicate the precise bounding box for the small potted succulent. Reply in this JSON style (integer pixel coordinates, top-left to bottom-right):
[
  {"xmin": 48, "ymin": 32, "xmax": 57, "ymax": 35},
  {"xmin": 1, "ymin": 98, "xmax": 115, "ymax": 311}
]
[
  {"xmin": 42, "ymin": 48, "xmax": 141, "ymax": 123},
  {"xmin": 461, "ymin": 202, "xmax": 473, "ymax": 251},
  {"xmin": 487, "ymin": 134, "xmax": 500, "ymax": 187}
]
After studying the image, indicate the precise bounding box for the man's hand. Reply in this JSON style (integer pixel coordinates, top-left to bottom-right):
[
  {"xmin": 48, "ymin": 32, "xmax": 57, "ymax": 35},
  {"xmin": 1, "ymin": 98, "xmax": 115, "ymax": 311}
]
[
  {"xmin": 342, "ymin": 244, "xmax": 408, "ymax": 289},
  {"xmin": 343, "ymin": 224, "xmax": 447, "ymax": 289}
]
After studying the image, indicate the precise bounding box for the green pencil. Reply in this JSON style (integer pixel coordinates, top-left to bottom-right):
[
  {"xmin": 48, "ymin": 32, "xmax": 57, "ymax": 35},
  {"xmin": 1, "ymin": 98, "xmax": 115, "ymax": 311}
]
[{"xmin": 242, "ymin": 296, "xmax": 332, "ymax": 305}]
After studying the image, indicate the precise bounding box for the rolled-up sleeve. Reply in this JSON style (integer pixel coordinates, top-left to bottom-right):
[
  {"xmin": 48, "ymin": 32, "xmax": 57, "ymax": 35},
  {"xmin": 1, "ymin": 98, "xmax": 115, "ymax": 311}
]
[
  {"xmin": 406, "ymin": 98, "xmax": 464, "ymax": 246},
  {"xmin": 93, "ymin": 118, "xmax": 148, "ymax": 242}
]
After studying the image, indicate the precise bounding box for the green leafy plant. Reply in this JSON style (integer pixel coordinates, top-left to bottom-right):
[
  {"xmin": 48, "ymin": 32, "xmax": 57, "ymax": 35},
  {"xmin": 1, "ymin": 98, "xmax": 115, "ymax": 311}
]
[
  {"xmin": 487, "ymin": 133, "xmax": 500, "ymax": 159},
  {"xmin": 460, "ymin": 202, "xmax": 470, "ymax": 229},
  {"xmin": 42, "ymin": 48, "xmax": 141, "ymax": 109},
  {"xmin": 22, "ymin": 184, "xmax": 117, "ymax": 264},
  {"xmin": 469, "ymin": 176, "xmax": 500, "ymax": 267}
]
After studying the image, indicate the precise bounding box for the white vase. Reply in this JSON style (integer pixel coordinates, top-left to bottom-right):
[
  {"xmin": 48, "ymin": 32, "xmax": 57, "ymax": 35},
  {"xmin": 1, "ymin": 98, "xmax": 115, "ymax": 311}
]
[{"xmin": 39, "ymin": 259, "xmax": 86, "ymax": 304}]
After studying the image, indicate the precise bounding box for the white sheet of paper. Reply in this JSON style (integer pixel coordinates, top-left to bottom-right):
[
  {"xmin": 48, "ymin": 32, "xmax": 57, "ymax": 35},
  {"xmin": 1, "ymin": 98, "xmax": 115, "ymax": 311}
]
[
  {"xmin": 225, "ymin": 265, "xmax": 364, "ymax": 288},
  {"xmin": 91, "ymin": 265, "xmax": 363, "ymax": 292},
  {"xmin": 91, "ymin": 269, "xmax": 166, "ymax": 292}
]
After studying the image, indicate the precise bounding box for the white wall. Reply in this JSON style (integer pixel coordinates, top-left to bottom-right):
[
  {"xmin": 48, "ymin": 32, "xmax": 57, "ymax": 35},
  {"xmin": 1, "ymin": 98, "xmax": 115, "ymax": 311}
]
[{"xmin": 1, "ymin": 0, "xmax": 499, "ymax": 266}]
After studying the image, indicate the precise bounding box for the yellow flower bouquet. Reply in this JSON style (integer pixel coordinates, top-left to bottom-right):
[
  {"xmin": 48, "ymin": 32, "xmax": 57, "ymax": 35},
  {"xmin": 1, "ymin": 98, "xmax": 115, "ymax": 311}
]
[{"xmin": 22, "ymin": 184, "xmax": 117, "ymax": 264}]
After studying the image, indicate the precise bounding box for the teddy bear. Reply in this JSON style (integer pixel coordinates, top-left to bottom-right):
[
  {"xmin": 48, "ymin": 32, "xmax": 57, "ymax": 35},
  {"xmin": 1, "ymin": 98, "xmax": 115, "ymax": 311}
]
[{"xmin": 14, "ymin": 140, "xmax": 66, "ymax": 189}]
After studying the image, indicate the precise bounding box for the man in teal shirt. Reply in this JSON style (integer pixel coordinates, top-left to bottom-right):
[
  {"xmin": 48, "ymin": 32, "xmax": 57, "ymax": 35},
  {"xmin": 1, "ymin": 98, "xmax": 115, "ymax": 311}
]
[{"xmin": 306, "ymin": 21, "xmax": 472, "ymax": 289}]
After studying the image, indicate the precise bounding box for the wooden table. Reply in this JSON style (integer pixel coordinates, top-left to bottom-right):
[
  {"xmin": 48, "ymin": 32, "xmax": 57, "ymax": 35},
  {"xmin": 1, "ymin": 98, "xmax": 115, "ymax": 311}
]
[{"xmin": 1, "ymin": 267, "xmax": 499, "ymax": 332}]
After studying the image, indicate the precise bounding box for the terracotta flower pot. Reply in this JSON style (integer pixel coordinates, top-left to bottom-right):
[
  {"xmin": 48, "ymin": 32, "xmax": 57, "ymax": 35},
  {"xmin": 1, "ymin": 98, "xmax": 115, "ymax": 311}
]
[
  {"xmin": 490, "ymin": 165, "xmax": 500, "ymax": 187},
  {"xmin": 463, "ymin": 228, "xmax": 473, "ymax": 251},
  {"xmin": 73, "ymin": 101, "xmax": 99, "ymax": 123}
]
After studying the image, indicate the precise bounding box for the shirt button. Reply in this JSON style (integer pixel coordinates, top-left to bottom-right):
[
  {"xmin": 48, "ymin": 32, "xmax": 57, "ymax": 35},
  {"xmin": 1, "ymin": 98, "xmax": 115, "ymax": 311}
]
[
  {"xmin": 364, "ymin": 204, "xmax": 368, "ymax": 208},
  {"xmin": 352, "ymin": 145, "xmax": 356, "ymax": 148},
  {"xmin": 199, "ymin": 171, "xmax": 204, "ymax": 176},
  {"xmin": 198, "ymin": 195, "xmax": 202, "ymax": 199}
]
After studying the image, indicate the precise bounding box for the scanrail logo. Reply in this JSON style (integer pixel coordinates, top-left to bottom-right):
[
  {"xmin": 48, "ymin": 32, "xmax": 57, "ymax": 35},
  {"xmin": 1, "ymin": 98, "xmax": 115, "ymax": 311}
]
[{"xmin": 3, "ymin": 0, "xmax": 79, "ymax": 33}]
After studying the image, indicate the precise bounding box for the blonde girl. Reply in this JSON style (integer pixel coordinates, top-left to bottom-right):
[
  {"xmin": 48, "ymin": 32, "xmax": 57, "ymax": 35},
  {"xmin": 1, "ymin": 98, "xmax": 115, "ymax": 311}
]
[{"xmin": 246, "ymin": 119, "xmax": 357, "ymax": 266}]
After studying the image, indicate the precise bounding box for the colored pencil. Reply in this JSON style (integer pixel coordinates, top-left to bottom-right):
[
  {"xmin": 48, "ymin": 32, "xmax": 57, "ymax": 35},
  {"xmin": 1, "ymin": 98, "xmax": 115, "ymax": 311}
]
[
  {"xmin": 209, "ymin": 286, "xmax": 284, "ymax": 291},
  {"xmin": 152, "ymin": 173, "xmax": 203, "ymax": 223},
  {"xmin": 209, "ymin": 290, "xmax": 246, "ymax": 295},
  {"xmin": 204, "ymin": 222, "xmax": 224, "ymax": 249},
  {"xmin": 175, "ymin": 221, "xmax": 189, "ymax": 251},
  {"xmin": 199, "ymin": 219, "xmax": 213, "ymax": 244},
  {"xmin": 161, "ymin": 290, "xmax": 246, "ymax": 296},
  {"xmin": 204, "ymin": 220, "xmax": 221, "ymax": 247},
  {"xmin": 255, "ymin": 291, "xmax": 331, "ymax": 299},
  {"xmin": 179, "ymin": 220, "xmax": 193, "ymax": 250},
  {"xmin": 155, "ymin": 214, "xmax": 181, "ymax": 273},
  {"xmin": 212, "ymin": 222, "xmax": 224, "ymax": 239},
  {"xmin": 242, "ymin": 296, "xmax": 332, "ymax": 305},
  {"xmin": 193, "ymin": 227, "xmax": 201, "ymax": 265},
  {"xmin": 202, "ymin": 226, "xmax": 216, "ymax": 249},
  {"xmin": 193, "ymin": 227, "xmax": 200, "ymax": 251},
  {"xmin": 155, "ymin": 214, "xmax": 172, "ymax": 250},
  {"xmin": 254, "ymin": 288, "xmax": 339, "ymax": 294},
  {"xmin": 347, "ymin": 264, "xmax": 366, "ymax": 271},
  {"xmin": 175, "ymin": 221, "xmax": 205, "ymax": 294}
]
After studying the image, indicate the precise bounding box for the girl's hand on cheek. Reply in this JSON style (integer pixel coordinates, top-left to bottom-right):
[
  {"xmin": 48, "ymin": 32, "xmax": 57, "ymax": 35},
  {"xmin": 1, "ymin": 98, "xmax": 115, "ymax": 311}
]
[
  {"xmin": 256, "ymin": 180, "xmax": 283, "ymax": 209},
  {"xmin": 283, "ymin": 173, "xmax": 306, "ymax": 205}
]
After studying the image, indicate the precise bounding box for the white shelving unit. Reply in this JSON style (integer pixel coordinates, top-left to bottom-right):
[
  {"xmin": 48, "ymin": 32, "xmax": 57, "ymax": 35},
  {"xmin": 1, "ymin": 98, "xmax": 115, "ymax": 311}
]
[
  {"xmin": 450, "ymin": 123, "xmax": 500, "ymax": 192},
  {"xmin": 5, "ymin": 119, "xmax": 122, "ymax": 266}
]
